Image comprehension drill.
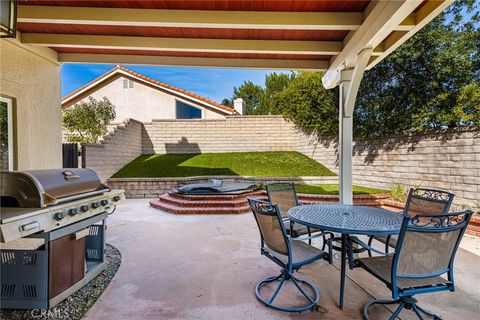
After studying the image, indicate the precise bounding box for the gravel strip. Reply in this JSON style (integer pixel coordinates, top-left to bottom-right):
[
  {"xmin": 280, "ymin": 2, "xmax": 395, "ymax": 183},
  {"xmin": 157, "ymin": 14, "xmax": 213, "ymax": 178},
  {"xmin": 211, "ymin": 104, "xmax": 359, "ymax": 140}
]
[{"xmin": 0, "ymin": 244, "xmax": 121, "ymax": 320}]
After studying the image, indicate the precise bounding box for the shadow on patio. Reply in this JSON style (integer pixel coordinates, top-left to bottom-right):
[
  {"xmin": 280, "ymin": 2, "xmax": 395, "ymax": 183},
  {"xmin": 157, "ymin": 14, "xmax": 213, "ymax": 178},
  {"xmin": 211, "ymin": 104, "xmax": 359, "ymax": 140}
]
[{"xmin": 85, "ymin": 199, "xmax": 480, "ymax": 320}]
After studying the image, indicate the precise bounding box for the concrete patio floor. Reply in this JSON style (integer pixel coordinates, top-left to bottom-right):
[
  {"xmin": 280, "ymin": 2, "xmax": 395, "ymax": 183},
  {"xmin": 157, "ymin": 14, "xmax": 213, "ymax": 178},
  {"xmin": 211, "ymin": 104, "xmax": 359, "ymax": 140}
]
[{"xmin": 85, "ymin": 199, "xmax": 480, "ymax": 320}]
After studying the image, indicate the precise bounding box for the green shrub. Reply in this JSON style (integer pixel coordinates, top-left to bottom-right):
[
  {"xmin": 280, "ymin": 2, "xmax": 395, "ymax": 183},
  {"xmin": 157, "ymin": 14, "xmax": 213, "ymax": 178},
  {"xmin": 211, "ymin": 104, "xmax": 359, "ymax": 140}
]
[{"xmin": 390, "ymin": 183, "xmax": 408, "ymax": 202}]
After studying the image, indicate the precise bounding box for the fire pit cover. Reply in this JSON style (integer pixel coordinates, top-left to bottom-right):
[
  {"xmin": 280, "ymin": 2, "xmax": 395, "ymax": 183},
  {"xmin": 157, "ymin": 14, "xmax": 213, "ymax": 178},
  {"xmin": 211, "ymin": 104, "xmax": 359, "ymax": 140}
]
[{"xmin": 177, "ymin": 181, "xmax": 257, "ymax": 194}]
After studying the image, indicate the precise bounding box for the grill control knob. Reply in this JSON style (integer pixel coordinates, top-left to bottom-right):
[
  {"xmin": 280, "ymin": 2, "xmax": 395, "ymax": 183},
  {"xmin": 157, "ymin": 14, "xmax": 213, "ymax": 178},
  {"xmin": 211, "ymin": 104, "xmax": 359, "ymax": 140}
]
[
  {"xmin": 69, "ymin": 208, "xmax": 78, "ymax": 216},
  {"xmin": 91, "ymin": 202, "xmax": 100, "ymax": 209},
  {"xmin": 80, "ymin": 205, "xmax": 89, "ymax": 212},
  {"xmin": 101, "ymin": 200, "xmax": 109, "ymax": 206},
  {"xmin": 113, "ymin": 196, "xmax": 121, "ymax": 202},
  {"xmin": 54, "ymin": 212, "xmax": 65, "ymax": 221}
]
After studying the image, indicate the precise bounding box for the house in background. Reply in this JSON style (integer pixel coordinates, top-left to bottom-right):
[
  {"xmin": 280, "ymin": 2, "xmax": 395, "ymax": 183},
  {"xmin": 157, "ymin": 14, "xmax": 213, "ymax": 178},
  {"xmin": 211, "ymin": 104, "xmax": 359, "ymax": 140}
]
[{"xmin": 61, "ymin": 65, "xmax": 237, "ymax": 123}]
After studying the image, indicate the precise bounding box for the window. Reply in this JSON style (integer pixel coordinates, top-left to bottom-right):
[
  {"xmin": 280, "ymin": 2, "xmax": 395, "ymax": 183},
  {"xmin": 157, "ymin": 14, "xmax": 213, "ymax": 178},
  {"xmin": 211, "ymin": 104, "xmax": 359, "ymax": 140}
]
[
  {"xmin": 176, "ymin": 100, "xmax": 202, "ymax": 119},
  {"xmin": 123, "ymin": 79, "xmax": 133, "ymax": 89},
  {"xmin": 0, "ymin": 96, "xmax": 14, "ymax": 171}
]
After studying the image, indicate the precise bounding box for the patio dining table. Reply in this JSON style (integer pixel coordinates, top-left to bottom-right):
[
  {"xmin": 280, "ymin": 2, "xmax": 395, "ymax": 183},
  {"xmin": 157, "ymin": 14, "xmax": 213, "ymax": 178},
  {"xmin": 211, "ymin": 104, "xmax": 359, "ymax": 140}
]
[{"xmin": 287, "ymin": 204, "xmax": 403, "ymax": 310}]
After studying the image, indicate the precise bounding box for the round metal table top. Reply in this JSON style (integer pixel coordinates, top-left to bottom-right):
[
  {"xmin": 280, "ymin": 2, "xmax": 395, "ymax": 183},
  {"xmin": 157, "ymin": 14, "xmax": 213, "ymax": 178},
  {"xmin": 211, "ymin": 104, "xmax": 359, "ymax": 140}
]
[{"xmin": 287, "ymin": 204, "xmax": 403, "ymax": 236}]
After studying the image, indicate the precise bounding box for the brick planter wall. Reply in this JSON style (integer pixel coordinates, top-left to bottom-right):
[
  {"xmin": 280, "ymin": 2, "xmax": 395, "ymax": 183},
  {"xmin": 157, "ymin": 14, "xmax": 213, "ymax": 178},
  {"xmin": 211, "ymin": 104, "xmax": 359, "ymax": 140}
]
[{"xmin": 107, "ymin": 176, "xmax": 338, "ymax": 199}]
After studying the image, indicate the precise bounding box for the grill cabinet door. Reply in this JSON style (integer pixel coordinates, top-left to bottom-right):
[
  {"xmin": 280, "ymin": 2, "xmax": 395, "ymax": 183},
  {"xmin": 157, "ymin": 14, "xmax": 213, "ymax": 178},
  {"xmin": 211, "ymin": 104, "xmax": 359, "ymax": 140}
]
[{"xmin": 48, "ymin": 234, "xmax": 85, "ymax": 299}]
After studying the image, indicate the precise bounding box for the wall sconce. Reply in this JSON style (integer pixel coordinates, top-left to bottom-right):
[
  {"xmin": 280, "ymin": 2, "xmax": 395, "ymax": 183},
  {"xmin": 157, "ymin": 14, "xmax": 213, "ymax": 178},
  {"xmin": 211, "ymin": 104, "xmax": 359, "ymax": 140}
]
[{"xmin": 1, "ymin": 0, "xmax": 17, "ymax": 38}]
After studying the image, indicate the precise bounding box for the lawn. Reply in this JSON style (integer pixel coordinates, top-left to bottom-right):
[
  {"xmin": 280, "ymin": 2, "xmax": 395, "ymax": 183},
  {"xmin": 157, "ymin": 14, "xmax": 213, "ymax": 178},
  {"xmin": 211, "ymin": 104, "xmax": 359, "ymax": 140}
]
[
  {"xmin": 112, "ymin": 151, "xmax": 336, "ymax": 178},
  {"xmin": 294, "ymin": 184, "xmax": 389, "ymax": 195}
]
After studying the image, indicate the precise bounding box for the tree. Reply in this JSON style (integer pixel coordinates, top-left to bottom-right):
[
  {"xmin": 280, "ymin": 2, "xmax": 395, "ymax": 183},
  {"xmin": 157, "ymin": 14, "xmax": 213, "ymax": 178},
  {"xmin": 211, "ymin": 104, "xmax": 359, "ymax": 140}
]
[
  {"xmin": 453, "ymin": 83, "xmax": 480, "ymax": 124},
  {"xmin": 232, "ymin": 81, "xmax": 264, "ymax": 114},
  {"xmin": 259, "ymin": 72, "xmax": 295, "ymax": 115},
  {"xmin": 224, "ymin": 73, "xmax": 295, "ymax": 115},
  {"xmin": 222, "ymin": 1, "xmax": 478, "ymax": 138},
  {"xmin": 224, "ymin": 71, "xmax": 337, "ymax": 134},
  {"xmin": 221, "ymin": 98, "xmax": 233, "ymax": 107},
  {"xmin": 276, "ymin": 72, "xmax": 338, "ymax": 136},
  {"xmin": 354, "ymin": 0, "xmax": 479, "ymax": 138},
  {"xmin": 63, "ymin": 96, "xmax": 116, "ymax": 143}
]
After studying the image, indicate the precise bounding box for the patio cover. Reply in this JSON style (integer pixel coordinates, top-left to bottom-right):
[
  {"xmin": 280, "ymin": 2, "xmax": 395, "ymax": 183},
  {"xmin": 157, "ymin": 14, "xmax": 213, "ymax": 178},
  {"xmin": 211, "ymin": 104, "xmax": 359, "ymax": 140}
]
[{"xmin": 14, "ymin": 0, "xmax": 454, "ymax": 204}]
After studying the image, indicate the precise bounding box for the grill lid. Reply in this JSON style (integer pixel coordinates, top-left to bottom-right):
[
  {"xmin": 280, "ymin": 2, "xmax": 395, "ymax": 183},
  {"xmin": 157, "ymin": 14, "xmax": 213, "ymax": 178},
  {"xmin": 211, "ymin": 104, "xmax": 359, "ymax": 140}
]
[{"xmin": 1, "ymin": 168, "xmax": 108, "ymax": 208}]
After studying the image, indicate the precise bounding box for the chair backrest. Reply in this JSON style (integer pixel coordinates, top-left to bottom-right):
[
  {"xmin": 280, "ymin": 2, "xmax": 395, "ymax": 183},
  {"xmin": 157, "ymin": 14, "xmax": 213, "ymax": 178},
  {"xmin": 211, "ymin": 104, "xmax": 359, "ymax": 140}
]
[
  {"xmin": 266, "ymin": 183, "xmax": 298, "ymax": 219},
  {"xmin": 403, "ymin": 188, "xmax": 454, "ymax": 216},
  {"xmin": 247, "ymin": 197, "xmax": 290, "ymax": 255},
  {"xmin": 392, "ymin": 210, "xmax": 473, "ymax": 287}
]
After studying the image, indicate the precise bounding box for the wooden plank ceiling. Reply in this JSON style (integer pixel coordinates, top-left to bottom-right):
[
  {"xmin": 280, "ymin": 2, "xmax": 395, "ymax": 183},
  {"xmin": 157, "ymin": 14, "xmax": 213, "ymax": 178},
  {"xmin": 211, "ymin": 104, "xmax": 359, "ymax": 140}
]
[
  {"xmin": 15, "ymin": 0, "xmax": 451, "ymax": 86},
  {"xmin": 18, "ymin": 0, "xmax": 371, "ymax": 11},
  {"xmin": 16, "ymin": 0, "xmax": 369, "ymax": 70}
]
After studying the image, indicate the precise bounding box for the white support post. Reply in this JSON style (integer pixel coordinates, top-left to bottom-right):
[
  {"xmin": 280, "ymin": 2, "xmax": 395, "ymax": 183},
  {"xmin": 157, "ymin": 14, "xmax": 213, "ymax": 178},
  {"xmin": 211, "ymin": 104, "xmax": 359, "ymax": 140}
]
[
  {"xmin": 338, "ymin": 48, "xmax": 372, "ymax": 205},
  {"xmin": 339, "ymin": 70, "xmax": 353, "ymax": 205}
]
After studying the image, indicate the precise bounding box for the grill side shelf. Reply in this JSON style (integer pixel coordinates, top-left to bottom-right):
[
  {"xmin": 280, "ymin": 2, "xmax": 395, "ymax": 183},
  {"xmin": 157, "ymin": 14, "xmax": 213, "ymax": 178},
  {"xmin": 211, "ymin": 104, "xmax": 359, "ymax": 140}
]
[{"xmin": 0, "ymin": 208, "xmax": 52, "ymax": 243}]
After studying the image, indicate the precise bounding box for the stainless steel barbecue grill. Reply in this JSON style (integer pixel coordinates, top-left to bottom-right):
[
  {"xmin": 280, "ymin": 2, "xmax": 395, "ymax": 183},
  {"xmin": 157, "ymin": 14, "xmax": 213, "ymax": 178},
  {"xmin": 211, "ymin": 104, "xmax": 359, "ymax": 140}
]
[{"xmin": 0, "ymin": 168, "xmax": 125, "ymax": 309}]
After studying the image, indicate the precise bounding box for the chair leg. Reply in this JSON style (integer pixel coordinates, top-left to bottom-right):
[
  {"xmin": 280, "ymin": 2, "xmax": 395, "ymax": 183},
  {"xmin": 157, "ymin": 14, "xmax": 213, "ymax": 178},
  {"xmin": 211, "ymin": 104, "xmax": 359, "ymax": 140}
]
[
  {"xmin": 255, "ymin": 270, "xmax": 320, "ymax": 313},
  {"xmin": 389, "ymin": 302, "xmax": 406, "ymax": 320},
  {"xmin": 291, "ymin": 274, "xmax": 316, "ymax": 304},
  {"xmin": 411, "ymin": 304, "xmax": 427, "ymax": 320},
  {"xmin": 367, "ymin": 236, "xmax": 374, "ymax": 257},
  {"xmin": 414, "ymin": 304, "xmax": 444, "ymax": 320},
  {"xmin": 268, "ymin": 273, "xmax": 287, "ymax": 304},
  {"xmin": 385, "ymin": 235, "xmax": 391, "ymax": 254},
  {"xmin": 364, "ymin": 297, "xmax": 443, "ymax": 320},
  {"xmin": 364, "ymin": 299, "xmax": 401, "ymax": 320}
]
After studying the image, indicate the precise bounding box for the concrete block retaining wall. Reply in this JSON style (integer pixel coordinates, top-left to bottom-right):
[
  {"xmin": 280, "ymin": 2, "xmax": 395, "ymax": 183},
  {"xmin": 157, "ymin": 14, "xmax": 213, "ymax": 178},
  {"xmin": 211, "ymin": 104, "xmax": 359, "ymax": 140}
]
[
  {"xmin": 142, "ymin": 116, "xmax": 298, "ymax": 154},
  {"xmin": 83, "ymin": 115, "xmax": 479, "ymax": 206},
  {"xmin": 82, "ymin": 119, "xmax": 143, "ymax": 181},
  {"xmin": 297, "ymin": 128, "xmax": 480, "ymax": 207}
]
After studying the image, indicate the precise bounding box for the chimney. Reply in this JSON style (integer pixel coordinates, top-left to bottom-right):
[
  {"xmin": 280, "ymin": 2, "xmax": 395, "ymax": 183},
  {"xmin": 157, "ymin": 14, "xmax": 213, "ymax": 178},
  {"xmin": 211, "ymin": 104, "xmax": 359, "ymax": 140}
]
[{"xmin": 233, "ymin": 98, "xmax": 246, "ymax": 115}]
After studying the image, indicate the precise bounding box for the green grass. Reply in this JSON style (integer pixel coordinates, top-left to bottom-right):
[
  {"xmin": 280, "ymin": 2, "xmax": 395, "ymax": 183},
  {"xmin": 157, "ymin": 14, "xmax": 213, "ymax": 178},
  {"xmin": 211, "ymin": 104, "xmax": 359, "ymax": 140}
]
[
  {"xmin": 294, "ymin": 184, "xmax": 389, "ymax": 195},
  {"xmin": 112, "ymin": 151, "xmax": 336, "ymax": 178}
]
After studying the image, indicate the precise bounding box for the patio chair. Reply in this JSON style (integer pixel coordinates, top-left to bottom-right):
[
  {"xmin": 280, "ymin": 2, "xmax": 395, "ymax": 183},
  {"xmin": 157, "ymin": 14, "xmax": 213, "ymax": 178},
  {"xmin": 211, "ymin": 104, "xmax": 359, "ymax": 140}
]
[
  {"xmin": 367, "ymin": 188, "xmax": 454, "ymax": 256},
  {"xmin": 352, "ymin": 209, "xmax": 472, "ymax": 320},
  {"xmin": 247, "ymin": 198, "xmax": 332, "ymax": 312},
  {"xmin": 266, "ymin": 183, "xmax": 327, "ymax": 246}
]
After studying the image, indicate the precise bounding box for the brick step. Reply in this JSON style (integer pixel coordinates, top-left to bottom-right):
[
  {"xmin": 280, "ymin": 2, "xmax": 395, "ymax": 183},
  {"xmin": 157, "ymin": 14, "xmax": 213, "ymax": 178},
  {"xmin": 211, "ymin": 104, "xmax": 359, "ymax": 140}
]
[
  {"xmin": 466, "ymin": 223, "xmax": 480, "ymax": 232},
  {"xmin": 158, "ymin": 193, "xmax": 267, "ymax": 208},
  {"xmin": 150, "ymin": 199, "xmax": 250, "ymax": 215}
]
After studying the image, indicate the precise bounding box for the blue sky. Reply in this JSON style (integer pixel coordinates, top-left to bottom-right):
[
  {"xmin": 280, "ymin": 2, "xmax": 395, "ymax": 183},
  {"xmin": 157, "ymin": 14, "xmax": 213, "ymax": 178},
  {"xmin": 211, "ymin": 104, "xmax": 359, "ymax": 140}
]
[{"xmin": 62, "ymin": 64, "xmax": 285, "ymax": 103}]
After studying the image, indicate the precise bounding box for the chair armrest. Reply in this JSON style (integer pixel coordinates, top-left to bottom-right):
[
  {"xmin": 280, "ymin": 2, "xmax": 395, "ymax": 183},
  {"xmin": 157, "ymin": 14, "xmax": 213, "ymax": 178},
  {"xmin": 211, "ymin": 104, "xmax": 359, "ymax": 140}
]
[
  {"xmin": 350, "ymin": 237, "xmax": 394, "ymax": 256},
  {"xmin": 288, "ymin": 231, "xmax": 333, "ymax": 242}
]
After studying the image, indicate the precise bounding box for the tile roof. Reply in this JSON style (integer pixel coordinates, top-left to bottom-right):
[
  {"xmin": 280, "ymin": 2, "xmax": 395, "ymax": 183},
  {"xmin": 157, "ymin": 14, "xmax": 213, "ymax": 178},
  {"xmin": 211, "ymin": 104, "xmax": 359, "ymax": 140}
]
[{"xmin": 62, "ymin": 65, "xmax": 234, "ymax": 114}]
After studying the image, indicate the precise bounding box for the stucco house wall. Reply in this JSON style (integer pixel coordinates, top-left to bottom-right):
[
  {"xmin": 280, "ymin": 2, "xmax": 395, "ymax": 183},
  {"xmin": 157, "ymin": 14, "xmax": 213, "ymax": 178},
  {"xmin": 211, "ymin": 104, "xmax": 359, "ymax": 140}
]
[
  {"xmin": 0, "ymin": 38, "xmax": 62, "ymax": 170},
  {"xmin": 74, "ymin": 75, "xmax": 225, "ymax": 123}
]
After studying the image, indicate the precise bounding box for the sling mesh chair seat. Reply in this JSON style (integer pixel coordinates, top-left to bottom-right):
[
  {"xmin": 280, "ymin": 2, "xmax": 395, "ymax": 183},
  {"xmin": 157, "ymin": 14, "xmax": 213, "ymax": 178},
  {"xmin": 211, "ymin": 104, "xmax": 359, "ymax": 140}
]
[
  {"xmin": 353, "ymin": 209, "xmax": 473, "ymax": 320},
  {"xmin": 247, "ymin": 198, "xmax": 332, "ymax": 312},
  {"xmin": 367, "ymin": 188, "xmax": 454, "ymax": 255},
  {"xmin": 266, "ymin": 183, "xmax": 330, "ymax": 246}
]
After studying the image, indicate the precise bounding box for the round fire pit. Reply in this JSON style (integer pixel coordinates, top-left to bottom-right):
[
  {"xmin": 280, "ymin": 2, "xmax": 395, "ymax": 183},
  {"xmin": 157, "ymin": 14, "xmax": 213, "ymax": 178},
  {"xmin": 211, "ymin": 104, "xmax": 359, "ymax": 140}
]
[
  {"xmin": 150, "ymin": 180, "xmax": 263, "ymax": 214},
  {"xmin": 176, "ymin": 181, "xmax": 259, "ymax": 195}
]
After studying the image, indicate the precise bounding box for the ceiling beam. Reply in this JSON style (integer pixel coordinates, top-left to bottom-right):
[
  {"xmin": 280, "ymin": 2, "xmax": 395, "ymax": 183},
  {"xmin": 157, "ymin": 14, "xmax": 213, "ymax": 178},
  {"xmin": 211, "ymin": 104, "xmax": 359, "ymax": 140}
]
[
  {"xmin": 322, "ymin": 0, "xmax": 423, "ymax": 89},
  {"xmin": 17, "ymin": 5, "xmax": 363, "ymax": 30},
  {"xmin": 58, "ymin": 53, "xmax": 329, "ymax": 70},
  {"xmin": 22, "ymin": 33, "xmax": 387, "ymax": 56},
  {"xmin": 17, "ymin": 5, "xmax": 415, "ymax": 31},
  {"xmin": 367, "ymin": 0, "xmax": 455, "ymax": 69}
]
